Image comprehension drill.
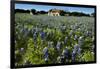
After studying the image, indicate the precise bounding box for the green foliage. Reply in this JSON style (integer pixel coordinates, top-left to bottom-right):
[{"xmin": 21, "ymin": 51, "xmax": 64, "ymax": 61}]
[
  {"xmin": 15, "ymin": 13, "xmax": 95, "ymax": 66},
  {"xmin": 82, "ymin": 51, "xmax": 94, "ymax": 62}
]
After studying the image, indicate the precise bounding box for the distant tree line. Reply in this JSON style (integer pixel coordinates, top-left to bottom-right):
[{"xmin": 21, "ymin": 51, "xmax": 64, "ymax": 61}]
[
  {"xmin": 59, "ymin": 10, "xmax": 94, "ymax": 17},
  {"xmin": 15, "ymin": 9, "xmax": 47, "ymax": 15},
  {"xmin": 15, "ymin": 9, "xmax": 30, "ymax": 13},
  {"xmin": 15, "ymin": 9, "xmax": 95, "ymax": 17},
  {"xmin": 65, "ymin": 12, "xmax": 90, "ymax": 16}
]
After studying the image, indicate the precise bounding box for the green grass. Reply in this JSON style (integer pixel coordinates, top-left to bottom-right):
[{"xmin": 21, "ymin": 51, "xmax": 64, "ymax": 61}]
[{"xmin": 15, "ymin": 13, "xmax": 95, "ymax": 66}]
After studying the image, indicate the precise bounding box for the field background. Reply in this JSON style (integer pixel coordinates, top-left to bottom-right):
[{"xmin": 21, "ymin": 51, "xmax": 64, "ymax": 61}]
[{"xmin": 15, "ymin": 12, "xmax": 95, "ymax": 66}]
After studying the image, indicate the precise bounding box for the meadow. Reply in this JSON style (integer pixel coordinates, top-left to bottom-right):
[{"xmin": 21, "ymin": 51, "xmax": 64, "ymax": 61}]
[{"xmin": 15, "ymin": 13, "xmax": 95, "ymax": 66}]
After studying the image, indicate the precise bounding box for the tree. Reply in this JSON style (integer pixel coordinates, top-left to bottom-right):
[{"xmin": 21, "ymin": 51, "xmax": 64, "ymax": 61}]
[
  {"xmin": 15, "ymin": 9, "xmax": 30, "ymax": 13},
  {"xmin": 60, "ymin": 10, "xmax": 66, "ymax": 16},
  {"xmin": 31, "ymin": 9, "xmax": 36, "ymax": 14},
  {"xmin": 91, "ymin": 13, "xmax": 95, "ymax": 17},
  {"xmin": 39, "ymin": 11, "xmax": 47, "ymax": 14}
]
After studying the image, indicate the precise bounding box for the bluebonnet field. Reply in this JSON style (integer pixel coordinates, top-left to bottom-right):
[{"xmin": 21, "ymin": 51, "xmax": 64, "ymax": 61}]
[{"xmin": 15, "ymin": 13, "xmax": 95, "ymax": 66}]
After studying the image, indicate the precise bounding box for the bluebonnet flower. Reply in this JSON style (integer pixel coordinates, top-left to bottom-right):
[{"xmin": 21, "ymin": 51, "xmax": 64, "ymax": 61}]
[
  {"xmin": 61, "ymin": 25, "xmax": 66, "ymax": 32},
  {"xmin": 72, "ymin": 49, "xmax": 76, "ymax": 62},
  {"xmin": 33, "ymin": 32, "xmax": 37, "ymax": 41},
  {"xmin": 74, "ymin": 35, "xmax": 78, "ymax": 40},
  {"xmin": 62, "ymin": 47, "xmax": 69, "ymax": 59},
  {"xmin": 43, "ymin": 47, "xmax": 49, "ymax": 62},
  {"xmin": 44, "ymin": 56, "xmax": 48, "ymax": 62},
  {"xmin": 77, "ymin": 47, "xmax": 81, "ymax": 55},
  {"xmin": 78, "ymin": 36, "xmax": 84, "ymax": 46},
  {"xmin": 85, "ymin": 31, "xmax": 91, "ymax": 36},
  {"xmin": 73, "ymin": 44, "xmax": 79, "ymax": 51},
  {"xmin": 86, "ymin": 31, "xmax": 89, "ymax": 34},
  {"xmin": 40, "ymin": 31, "xmax": 45, "ymax": 40},
  {"xmin": 64, "ymin": 36, "xmax": 68, "ymax": 44},
  {"xmin": 43, "ymin": 47, "xmax": 48, "ymax": 54},
  {"xmin": 60, "ymin": 55, "xmax": 65, "ymax": 63},
  {"xmin": 57, "ymin": 55, "xmax": 64, "ymax": 63},
  {"xmin": 71, "ymin": 44, "xmax": 81, "ymax": 62},
  {"xmin": 56, "ymin": 41, "xmax": 61, "ymax": 51}
]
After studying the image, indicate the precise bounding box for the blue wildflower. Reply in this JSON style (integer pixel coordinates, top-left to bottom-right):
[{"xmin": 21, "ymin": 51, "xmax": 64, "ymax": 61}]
[
  {"xmin": 72, "ymin": 49, "xmax": 76, "ymax": 62},
  {"xmin": 64, "ymin": 36, "xmax": 68, "ymax": 44},
  {"xmin": 77, "ymin": 47, "xmax": 81, "ymax": 55},
  {"xmin": 60, "ymin": 55, "xmax": 65, "ymax": 63},
  {"xmin": 62, "ymin": 47, "xmax": 68, "ymax": 59},
  {"xmin": 78, "ymin": 36, "xmax": 84, "ymax": 46},
  {"xmin": 74, "ymin": 35, "xmax": 78, "ymax": 40},
  {"xmin": 43, "ymin": 47, "xmax": 49, "ymax": 62},
  {"xmin": 56, "ymin": 41, "xmax": 61, "ymax": 51},
  {"xmin": 33, "ymin": 32, "xmax": 37, "ymax": 41},
  {"xmin": 73, "ymin": 44, "xmax": 79, "ymax": 51},
  {"xmin": 40, "ymin": 31, "xmax": 45, "ymax": 40}
]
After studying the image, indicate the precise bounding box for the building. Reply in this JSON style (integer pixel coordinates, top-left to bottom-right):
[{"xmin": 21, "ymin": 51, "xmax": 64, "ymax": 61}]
[
  {"xmin": 30, "ymin": 10, "xmax": 33, "ymax": 15},
  {"xmin": 48, "ymin": 9, "xmax": 61, "ymax": 16}
]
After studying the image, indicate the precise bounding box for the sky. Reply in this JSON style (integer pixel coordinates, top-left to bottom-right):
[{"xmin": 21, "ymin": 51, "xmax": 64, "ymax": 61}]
[{"xmin": 15, "ymin": 4, "xmax": 95, "ymax": 14}]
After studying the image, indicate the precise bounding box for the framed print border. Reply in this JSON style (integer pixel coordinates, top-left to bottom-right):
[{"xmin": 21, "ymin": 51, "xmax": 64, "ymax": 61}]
[{"xmin": 10, "ymin": 0, "xmax": 97, "ymax": 68}]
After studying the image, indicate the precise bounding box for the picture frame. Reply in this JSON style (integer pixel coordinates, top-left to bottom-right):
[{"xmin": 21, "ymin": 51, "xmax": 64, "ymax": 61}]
[{"xmin": 11, "ymin": 0, "xmax": 97, "ymax": 68}]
